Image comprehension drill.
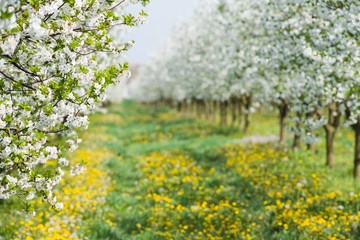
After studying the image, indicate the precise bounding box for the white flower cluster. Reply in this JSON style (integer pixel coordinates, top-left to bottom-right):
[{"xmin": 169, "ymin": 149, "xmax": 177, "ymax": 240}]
[{"xmin": 0, "ymin": 0, "xmax": 149, "ymax": 213}]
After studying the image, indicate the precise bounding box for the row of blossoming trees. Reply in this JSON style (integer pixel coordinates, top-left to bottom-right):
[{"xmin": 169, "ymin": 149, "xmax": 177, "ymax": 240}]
[
  {"xmin": 130, "ymin": 0, "xmax": 360, "ymax": 178},
  {"xmin": 0, "ymin": 0, "xmax": 148, "ymax": 214}
]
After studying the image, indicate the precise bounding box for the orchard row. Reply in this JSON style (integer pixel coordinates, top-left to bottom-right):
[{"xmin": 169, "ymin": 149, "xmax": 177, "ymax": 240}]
[{"xmin": 130, "ymin": 0, "xmax": 360, "ymax": 178}]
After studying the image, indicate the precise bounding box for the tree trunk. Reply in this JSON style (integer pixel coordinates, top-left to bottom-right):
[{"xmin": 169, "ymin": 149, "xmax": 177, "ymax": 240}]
[
  {"xmin": 324, "ymin": 102, "xmax": 341, "ymax": 167},
  {"xmin": 238, "ymin": 98, "xmax": 244, "ymax": 131},
  {"xmin": 278, "ymin": 102, "xmax": 289, "ymax": 145},
  {"xmin": 243, "ymin": 95, "xmax": 252, "ymax": 133},
  {"xmin": 292, "ymin": 111, "xmax": 302, "ymax": 151},
  {"xmin": 353, "ymin": 116, "xmax": 360, "ymax": 179},
  {"xmin": 231, "ymin": 97, "xmax": 238, "ymax": 127},
  {"xmin": 305, "ymin": 111, "xmax": 316, "ymax": 155},
  {"xmin": 220, "ymin": 100, "xmax": 229, "ymax": 127},
  {"xmin": 244, "ymin": 111, "xmax": 250, "ymax": 133},
  {"xmin": 325, "ymin": 126, "xmax": 336, "ymax": 167},
  {"xmin": 177, "ymin": 102, "xmax": 182, "ymax": 112}
]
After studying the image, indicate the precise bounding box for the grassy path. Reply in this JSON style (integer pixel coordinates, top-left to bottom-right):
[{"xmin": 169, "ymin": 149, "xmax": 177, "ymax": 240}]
[{"xmin": 1, "ymin": 100, "xmax": 360, "ymax": 240}]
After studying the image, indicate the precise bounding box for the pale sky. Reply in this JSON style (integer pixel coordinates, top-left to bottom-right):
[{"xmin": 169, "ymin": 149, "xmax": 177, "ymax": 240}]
[{"xmin": 126, "ymin": 0, "xmax": 197, "ymax": 64}]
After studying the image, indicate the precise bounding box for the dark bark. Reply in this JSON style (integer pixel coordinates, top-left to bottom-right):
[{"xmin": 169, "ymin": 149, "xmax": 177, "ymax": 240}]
[
  {"xmin": 238, "ymin": 98, "xmax": 244, "ymax": 130},
  {"xmin": 292, "ymin": 133, "xmax": 301, "ymax": 151},
  {"xmin": 292, "ymin": 112, "xmax": 302, "ymax": 151},
  {"xmin": 325, "ymin": 126, "xmax": 336, "ymax": 167},
  {"xmin": 278, "ymin": 101, "xmax": 289, "ymax": 145},
  {"xmin": 323, "ymin": 102, "xmax": 341, "ymax": 167},
  {"xmin": 243, "ymin": 95, "xmax": 252, "ymax": 133},
  {"xmin": 177, "ymin": 102, "xmax": 182, "ymax": 112},
  {"xmin": 305, "ymin": 111, "xmax": 316, "ymax": 155}
]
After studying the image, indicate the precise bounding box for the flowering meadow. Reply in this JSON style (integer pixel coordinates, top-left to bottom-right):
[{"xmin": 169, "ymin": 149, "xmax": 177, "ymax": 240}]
[
  {"xmin": 104, "ymin": 102, "xmax": 360, "ymax": 240},
  {"xmin": 0, "ymin": 122, "xmax": 117, "ymax": 240},
  {"xmin": 2, "ymin": 101, "xmax": 356, "ymax": 239}
]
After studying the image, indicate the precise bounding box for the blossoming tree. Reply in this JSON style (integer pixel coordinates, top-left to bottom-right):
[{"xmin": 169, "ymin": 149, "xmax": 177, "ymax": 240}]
[{"xmin": 0, "ymin": 0, "xmax": 149, "ymax": 215}]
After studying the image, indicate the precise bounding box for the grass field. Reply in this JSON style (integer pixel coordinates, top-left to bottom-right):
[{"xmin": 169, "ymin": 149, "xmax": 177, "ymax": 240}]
[{"xmin": 1, "ymin": 100, "xmax": 359, "ymax": 240}]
